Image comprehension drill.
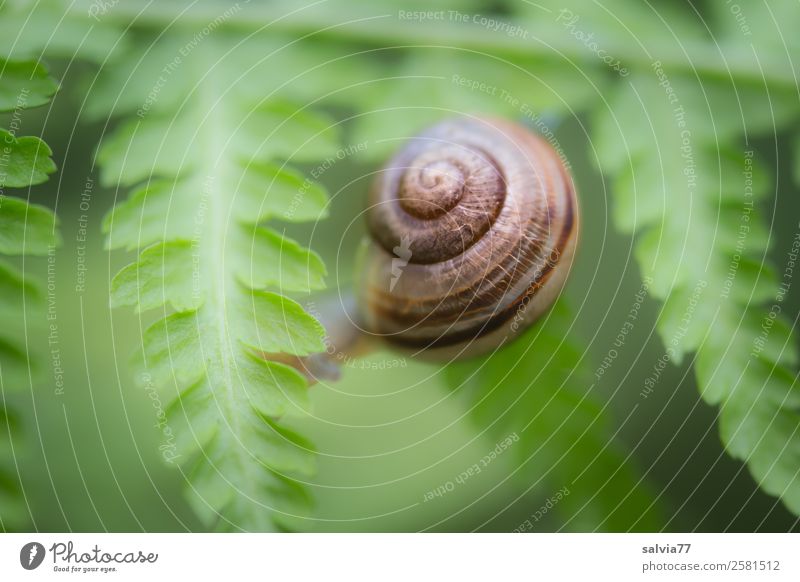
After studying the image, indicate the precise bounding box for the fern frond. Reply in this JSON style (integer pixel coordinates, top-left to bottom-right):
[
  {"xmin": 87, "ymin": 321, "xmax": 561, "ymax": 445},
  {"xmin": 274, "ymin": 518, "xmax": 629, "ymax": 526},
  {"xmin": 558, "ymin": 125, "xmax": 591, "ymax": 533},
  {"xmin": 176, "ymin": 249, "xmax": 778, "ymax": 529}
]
[
  {"xmin": 97, "ymin": 33, "xmax": 336, "ymax": 531},
  {"xmin": 0, "ymin": 56, "xmax": 59, "ymax": 531},
  {"xmin": 446, "ymin": 301, "xmax": 662, "ymax": 531}
]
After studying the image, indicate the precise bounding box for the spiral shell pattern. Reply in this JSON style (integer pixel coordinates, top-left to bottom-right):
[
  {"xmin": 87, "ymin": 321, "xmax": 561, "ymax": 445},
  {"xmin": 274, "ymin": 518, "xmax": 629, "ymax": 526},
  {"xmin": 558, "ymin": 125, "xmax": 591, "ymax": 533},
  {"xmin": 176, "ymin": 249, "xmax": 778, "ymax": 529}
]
[{"xmin": 357, "ymin": 117, "xmax": 578, "ymax": 358}]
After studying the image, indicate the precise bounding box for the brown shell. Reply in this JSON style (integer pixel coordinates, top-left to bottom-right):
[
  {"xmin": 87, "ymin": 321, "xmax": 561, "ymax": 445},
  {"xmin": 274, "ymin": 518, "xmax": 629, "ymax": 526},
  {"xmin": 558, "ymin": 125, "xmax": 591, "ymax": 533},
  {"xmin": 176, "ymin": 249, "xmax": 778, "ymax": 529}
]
[{"xmin": 356, "ymin": 117, "xmax": 579, "ymax": 359}]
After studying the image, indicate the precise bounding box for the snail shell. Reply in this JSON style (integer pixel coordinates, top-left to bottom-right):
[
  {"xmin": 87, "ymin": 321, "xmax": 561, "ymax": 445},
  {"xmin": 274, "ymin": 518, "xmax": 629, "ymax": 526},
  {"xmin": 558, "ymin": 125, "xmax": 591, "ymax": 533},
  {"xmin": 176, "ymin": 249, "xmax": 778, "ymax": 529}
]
[{"xmin": 355, "ymin": 116, "xmax": 578, "ymax": 359}]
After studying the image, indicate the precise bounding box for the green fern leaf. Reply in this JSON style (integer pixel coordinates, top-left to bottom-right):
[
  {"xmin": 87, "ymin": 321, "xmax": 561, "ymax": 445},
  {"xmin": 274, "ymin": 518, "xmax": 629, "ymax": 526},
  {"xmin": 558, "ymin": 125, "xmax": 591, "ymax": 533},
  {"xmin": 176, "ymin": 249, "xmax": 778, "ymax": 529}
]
[
  {"xmin": 139, "ymin": 309, "xmax": 317, "ymax": 530},
  {"xmin": 0, "ymin": 196, "xmax": 60, "ymax": 256},
  {"xmin": 98, "ymin": 33, "xmax": 334, "ymax": 531},
  {"xmin": 594, "ymin": 70, "xmax": 800, "ymax": 514},
  {"xmin": 0, "ymin": 130, "xmax": 56, "ymax": 187},
  {"xmin": 0, "ymin": 259, "xmax": 33, "ymax": 531},
  {"xmin": 446, "ymin": 301, "xmax": 663, "ymax": 531},
  {"xmin": 0, "ymin": 404, "xmax": 27, "ymax": 530},
  {"xmin": 0, "ymin": 260, "xmax": 39, "ymax": 386},
  {"xmin": 0, "ymin": 127, "xmax": 60, "ymax": 255}
]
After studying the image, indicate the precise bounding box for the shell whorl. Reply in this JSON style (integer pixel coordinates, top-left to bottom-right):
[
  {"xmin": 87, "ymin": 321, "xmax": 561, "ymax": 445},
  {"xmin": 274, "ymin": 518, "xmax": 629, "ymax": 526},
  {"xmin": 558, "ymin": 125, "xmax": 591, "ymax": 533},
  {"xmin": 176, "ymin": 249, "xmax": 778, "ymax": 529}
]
[{"xmin": 357, "ymin": 117, "xmax": 578, "ymax": 357}]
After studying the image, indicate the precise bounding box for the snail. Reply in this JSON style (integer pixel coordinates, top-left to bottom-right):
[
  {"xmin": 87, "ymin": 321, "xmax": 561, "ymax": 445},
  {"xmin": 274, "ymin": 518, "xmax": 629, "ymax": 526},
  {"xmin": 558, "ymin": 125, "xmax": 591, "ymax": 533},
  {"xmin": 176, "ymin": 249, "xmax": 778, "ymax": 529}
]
[{"xmin": 272, "ymin": 116, "xmax": 578, "ymax": 380}]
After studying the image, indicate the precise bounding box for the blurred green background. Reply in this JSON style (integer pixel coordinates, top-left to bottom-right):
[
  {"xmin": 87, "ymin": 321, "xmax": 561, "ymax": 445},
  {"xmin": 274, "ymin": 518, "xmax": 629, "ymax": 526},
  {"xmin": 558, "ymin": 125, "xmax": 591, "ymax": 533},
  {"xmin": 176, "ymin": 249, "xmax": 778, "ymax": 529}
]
[{"xmin": 3, "ymin": 0, "xmax": 800, "ymax": 532}]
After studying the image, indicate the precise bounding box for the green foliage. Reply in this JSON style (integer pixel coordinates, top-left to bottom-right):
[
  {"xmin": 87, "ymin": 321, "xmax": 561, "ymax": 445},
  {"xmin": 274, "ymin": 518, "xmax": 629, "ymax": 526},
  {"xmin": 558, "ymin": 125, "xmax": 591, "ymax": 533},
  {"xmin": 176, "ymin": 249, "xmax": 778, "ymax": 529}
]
[
  {"xmin": 332, "ymin": 0, "xmax": 800, "ymax": 520},
  {"xmin": 0, "ymin": 58, "xmax": 58, "ymax": 111},
  {"xmin": 0, "ymin": 56, "xmax": 58, "ymax": 531},
  {"xmin": 95, "ymin": 31, "xmax": 333, "ymax": 531},
  {"xmin": 0, "ymin": 58, "xmax": 60, "ymax": 257},
  {"xmin": 349, "ymin": 49, "xmax": 603, "ymax": 161},
  {"xmin": 0, "ymin": 404, "xmax": 27, "ymax": 530},
  {"xmin": 0, "ymin": 195, "xmax": 59, "ymax": 255},
  {"xmin": 0, "ymin": 0, "xmax": 126, "ymax": 62},
  {"xmin": 447, "ymin": 301, "xmax": 663, "ymax": 531}
]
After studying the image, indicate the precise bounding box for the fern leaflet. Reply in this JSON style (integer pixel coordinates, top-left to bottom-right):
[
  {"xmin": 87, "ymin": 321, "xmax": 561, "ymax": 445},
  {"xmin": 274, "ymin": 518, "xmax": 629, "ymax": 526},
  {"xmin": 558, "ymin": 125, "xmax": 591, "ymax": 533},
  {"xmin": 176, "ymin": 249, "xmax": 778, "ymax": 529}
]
[
  {"xmin": 593, "ymin": 70, "xmax": 800, "ymax": 514},
  {"xmin": 446, "ymin": 301, "xmax": 663, "ymax": 531},
  {"xmin": 96, "ymin": 33, "xmax": 336, "ymax": 531}
]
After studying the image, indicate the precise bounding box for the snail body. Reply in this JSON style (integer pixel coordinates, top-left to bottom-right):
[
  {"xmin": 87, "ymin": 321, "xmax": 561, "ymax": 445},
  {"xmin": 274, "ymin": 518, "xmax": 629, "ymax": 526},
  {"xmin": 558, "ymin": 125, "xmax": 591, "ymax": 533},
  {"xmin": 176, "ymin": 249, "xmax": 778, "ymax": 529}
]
[{"xmin": 355, "ymin": 117, "xmax": 578, "ymax": 359}]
